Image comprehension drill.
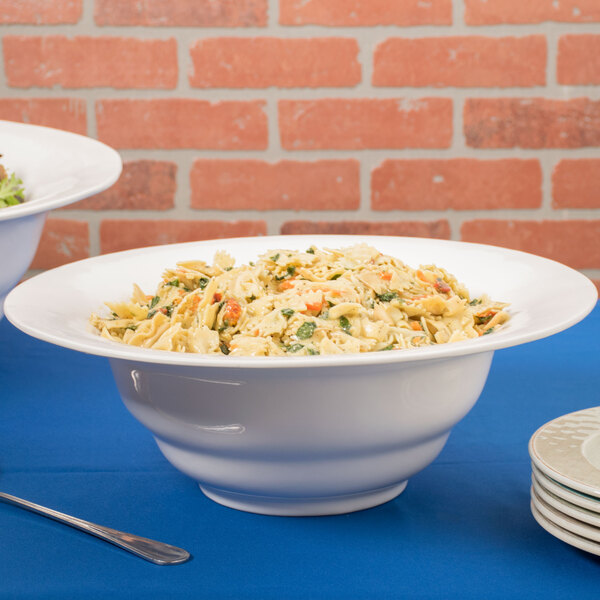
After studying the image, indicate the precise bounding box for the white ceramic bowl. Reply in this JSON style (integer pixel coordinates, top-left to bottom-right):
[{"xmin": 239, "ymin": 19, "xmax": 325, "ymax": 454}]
[
  {"xmin": 0, "ymin": 120, "xmax": 122, "ymax": 319},
  {"xmin": 5, "ymin": 235, "xmax": 597, "ymax": 516}
]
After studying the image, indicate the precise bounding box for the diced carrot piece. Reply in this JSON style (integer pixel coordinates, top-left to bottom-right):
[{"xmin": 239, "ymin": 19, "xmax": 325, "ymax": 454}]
[
  {"xmin": 379, "ymin": 271, "xmax": 392, "ymax": 281},
  {"xmin": 327, "ymin": 289, "xmax": 341, "ymax": 297},
  {"xmin": 212, "ymin": 292, "xmax": 222, "ymax": 304},
  {"xmin": 416, "ymin": 270, "xmax": 428, "ymax": 283},
  {"xmin": 222, "ymin": 298, "xmax": 242, "ymax": 326},
  {"xmin": 279, "ymin": 278, "xmax": 296, "ymax": 291},
  {"xmin": 303, "ymin": 300, "xmax": 324, "ymax": 314},
  {"xmin": 410, "ymin": 321, "xmax": 422, "ymax": 331}
]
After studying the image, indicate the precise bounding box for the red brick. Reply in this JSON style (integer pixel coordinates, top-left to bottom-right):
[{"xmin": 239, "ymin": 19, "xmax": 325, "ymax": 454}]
[
  {"xmin": 96, "ymin": 99, "xmax": 268, "ymax": 149},
  {"xmin": 552, "ymin": 160, "xmax": 600, "ymax": 208},
  {"xmin": 279, "ymin": 98, "xmax": 452, "ymax": 150},
  {"xmin": 281, "ymin": 220, "xmax": 451, "ymax": 238},
  {"xmin": 593, "ymin": 280, "xmax": 600, "ymax": 295},
  {"xmin": 557, "ymin": 35, "xmax": 600, "ymax": 85},
  {"xmin": 373, "ymin": 36, "xmax": 546, "ymax": 88},
  {"xmin": 460, "ymin": 220, "xmax": 600, "ymax": 269},
  {"xmin": 31, "ymin": 219, "xmax": 89, "ymax": 270},
  {"xmin": 100, "ymin": 220, "xmax": 267, "ymax": 254},
  {"xmin": 95, "ymin": 0, "xmax": 267, "ymax": 26},
  {"xmin": 189, "ymin": 37, "xmax": 360, "ymax": 89},
  {"xmin": 465, "ymin": 0, "xmax": 600, "ymax": 24},
  {"xmin": 4, "ymin": 36, "xmax": 177, "ymax": 90},
  {"xmin": 68, "ymin": 161, "xmax": 176, "ymax": 210},
  {"xmin": 464, "ymin": 98, "xmax": 600, "ymax": 149},
  {"xmin": 191, "ymin": 159, "xmax": 359, "ymax": 211},
  {"xmin": 372, "ymin": 159, "xmax": 542, "ymax": 211},
  {"xmin": 0, "ymin": 0, "xmax": 81, "ymax": 23},
  {"xmin": 0, "ymin": 98, "xmax": 86, "ymax": 134},
  {"xmin": 280, "ymin": 0, "xmax": 452, "ymax": 25}
]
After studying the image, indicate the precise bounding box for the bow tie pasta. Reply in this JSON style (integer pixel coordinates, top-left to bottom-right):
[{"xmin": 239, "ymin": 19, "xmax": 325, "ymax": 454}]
[{"xmin": 91, "ymin": 244, "xmax": 509, "ymax": 357}]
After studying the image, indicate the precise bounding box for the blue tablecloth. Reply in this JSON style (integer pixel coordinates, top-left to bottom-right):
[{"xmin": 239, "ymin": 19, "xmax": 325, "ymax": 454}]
[{"xmin": 1, "ymin": 306, "xmax": 599, "ymax": 599}]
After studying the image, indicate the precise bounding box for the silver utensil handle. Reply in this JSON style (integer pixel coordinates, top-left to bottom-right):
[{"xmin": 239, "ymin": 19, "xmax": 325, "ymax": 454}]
[{"xmin": 0, "ymin": 491, "xmax": 190, "ymax": 565}]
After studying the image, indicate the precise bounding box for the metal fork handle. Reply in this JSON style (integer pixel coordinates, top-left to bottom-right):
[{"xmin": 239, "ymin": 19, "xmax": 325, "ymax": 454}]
[{"xmin": 0, "ymin": 491, "xmax": 191, "ymax": 565}]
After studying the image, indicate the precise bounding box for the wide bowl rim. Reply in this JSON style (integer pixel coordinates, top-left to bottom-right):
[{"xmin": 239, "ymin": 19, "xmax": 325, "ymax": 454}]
[
  {"xmin": 5, "ymin": 234, "xmax": 598, "ymax": 369},
  {"xmin": 0, "ymin": 119, "xmax": 122, "ymax": 222}
]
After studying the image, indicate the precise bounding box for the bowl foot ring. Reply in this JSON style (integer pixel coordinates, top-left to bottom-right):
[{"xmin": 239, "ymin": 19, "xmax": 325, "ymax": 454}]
[{"xmin": 199, "ymin": 480, "xmax": 408, "ymax": 516}]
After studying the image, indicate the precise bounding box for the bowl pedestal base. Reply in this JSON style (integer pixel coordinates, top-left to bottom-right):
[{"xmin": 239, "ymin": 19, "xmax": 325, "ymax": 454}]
[{"xmin": 199, "ymin": 481, "xmax": 408, "ymax": 516}]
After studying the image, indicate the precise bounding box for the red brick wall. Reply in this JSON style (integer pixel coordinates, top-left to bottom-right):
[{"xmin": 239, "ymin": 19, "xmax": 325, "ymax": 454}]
[{"xmin": 1, "ymin": 0, "xmax": 598, "ymax": 289}]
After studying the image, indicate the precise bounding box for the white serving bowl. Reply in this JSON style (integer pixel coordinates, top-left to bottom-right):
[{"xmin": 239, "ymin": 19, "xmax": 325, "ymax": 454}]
[
  {"xmin": 5, "ymin": 235, "xmax": 597, "ymax": 516},
  {"xmin": 0, "ymin": 120, "xmax": 122, "ymax": 319}
]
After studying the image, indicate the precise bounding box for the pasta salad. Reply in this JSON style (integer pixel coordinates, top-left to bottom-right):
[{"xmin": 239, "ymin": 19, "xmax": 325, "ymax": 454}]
[
  {"xmin": 90, "ymin": 244, "xmax": 509, "ymax": 356},
  {"xmin": 0, "ymin": 159, "xmax": 25, "ymax": 209}
]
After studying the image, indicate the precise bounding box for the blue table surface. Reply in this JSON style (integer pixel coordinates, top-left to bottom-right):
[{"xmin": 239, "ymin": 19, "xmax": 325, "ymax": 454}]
[{"xmin": 1, "ymin": 305, "xmax": 599, "ymax": 599}]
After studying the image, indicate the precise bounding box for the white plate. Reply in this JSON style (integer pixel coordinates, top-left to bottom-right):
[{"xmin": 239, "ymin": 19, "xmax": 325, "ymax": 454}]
[
  {"xmin": 0, "ymin": 120, "xmax": 122, "ymax": 222},
  {"xmin": 4, "ymin": 235, "xmax": 597, "ymax": 369},
  {"xmin": 532, "ymin": 475, "xmax": 600, "ymax": 528},
  {"xmin": 532, "ymin": 463, "xmax": 600, "ymax": 513},
  {"xmin": 532, "ymin": 486, "xmax": 600, "ymax": 543},
  {"xmin": 529, "ymin": 407, "xmax": 600, "ymax": 500},
  {"xmin": 531, "ymin": 500, "xmax": 600, "ymax": 558}
]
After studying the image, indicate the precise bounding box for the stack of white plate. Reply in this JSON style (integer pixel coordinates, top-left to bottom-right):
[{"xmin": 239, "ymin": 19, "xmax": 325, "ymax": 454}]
[{"xmin": 529, "ymin": 406, "xmax": 600, "ymax": 556}]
